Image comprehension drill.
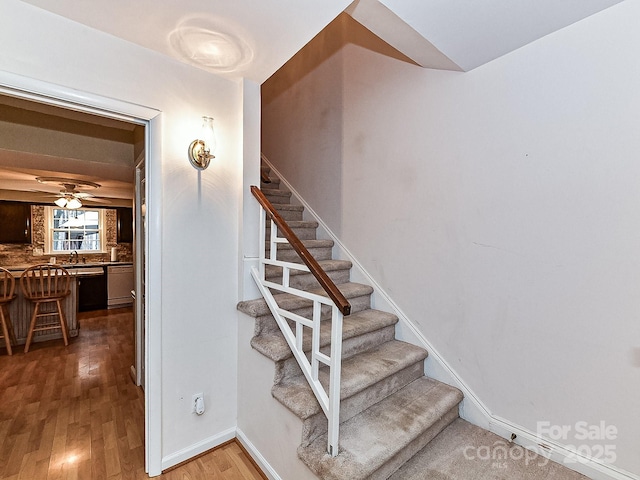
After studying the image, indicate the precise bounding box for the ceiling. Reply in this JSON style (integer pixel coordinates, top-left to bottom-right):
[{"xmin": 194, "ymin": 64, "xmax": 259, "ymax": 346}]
[
  {"xmin": 18, "ymin": 0, "xmax": 352, "ymax": 83},
  {"xmin": 350, "ymin": 0, "xmax": 626, "ymax": 71},
  {"xmin": 19, "ymin": 0, "xmax": 626, "ymax": 81},
  {"xmin": 0, "ymin": 94, "xmax": 140, "ymax": 207},
  {"xmin": 2, "ymin": 1, "xmax": 625, "ymax": 206}
]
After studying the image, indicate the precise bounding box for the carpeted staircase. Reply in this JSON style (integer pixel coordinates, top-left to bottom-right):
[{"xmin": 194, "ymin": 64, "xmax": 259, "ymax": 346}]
[{"xmin": 237, "ymin": 163, "xmax": 589, "ymax": 480}]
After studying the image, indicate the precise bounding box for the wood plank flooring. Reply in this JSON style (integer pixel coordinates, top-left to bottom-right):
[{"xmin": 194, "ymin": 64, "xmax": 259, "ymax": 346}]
[{"xmin": 0, "ymin": 308, "xmax": 265, "ymax": 480}]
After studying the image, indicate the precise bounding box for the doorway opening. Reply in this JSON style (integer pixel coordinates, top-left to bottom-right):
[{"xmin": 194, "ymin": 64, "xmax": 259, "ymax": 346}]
[{"xmin": 0, "ymin": 76, "xmax": 161, "ymax": 475}]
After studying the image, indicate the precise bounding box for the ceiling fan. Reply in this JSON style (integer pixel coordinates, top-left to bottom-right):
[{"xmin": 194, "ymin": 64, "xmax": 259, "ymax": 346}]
[{"xmin": 34, "ymin": 176, "xmax": 110, "ymax": 209}]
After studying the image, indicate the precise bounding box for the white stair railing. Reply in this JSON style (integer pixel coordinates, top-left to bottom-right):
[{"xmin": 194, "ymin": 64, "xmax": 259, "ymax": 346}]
[{"xmin": 250, "ymin": 185, "xmax": 350, "ymax": 457}]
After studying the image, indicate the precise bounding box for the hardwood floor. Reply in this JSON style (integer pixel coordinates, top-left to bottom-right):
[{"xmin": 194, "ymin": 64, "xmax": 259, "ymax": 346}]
[{"xmin": 0, "ymin": 308, "xmax": 265, "ymax": 480}]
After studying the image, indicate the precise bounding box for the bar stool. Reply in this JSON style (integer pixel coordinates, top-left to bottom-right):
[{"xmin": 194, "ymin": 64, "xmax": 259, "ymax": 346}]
[
  {"xmin": 21, "ymin": 264, "xmax": 71, "ymax": 353},
  {"xmin": 0, "ymin": 267, "xmax": 17, "ymax": 355}
]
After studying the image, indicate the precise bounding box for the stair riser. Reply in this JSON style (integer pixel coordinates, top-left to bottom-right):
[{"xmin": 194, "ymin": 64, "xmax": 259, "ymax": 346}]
[
  {"xmin": 325, "ymin": 325, "xmax": 396, "ymax": 361},
  {"xmin": 267, "ymin": 269, "xmax": 350, "ymax": 291},
  {"xmin": 264, "ymin": 192, "xmax": 292, "ymax": 205},
  {"xmin": 265, "ymin": 225, "xmax": 317, "ymax": 240},
  {"xmin": 272, "ymin": 208, "xmax": 304, "ymax": 222},
  {"xmin": 275, "ymin": 324, "xmax": 398, "ymax": 387},
  {"xmin": 250, "ymin": 312, "xmax": 399, "ymax": 364},
  {"xmin": 369, "ymin": 407, "xmax": 460, "ymax": 480},
  {"xmin": 255, "ymin": 292, "xmax": 373, "ymax": 337},
  {"xmin": 300, "ymin": 361, "xmax": 425, "ymax": 446},
  {"xmin": 261, "ymin": 178, "xmax": 280, "ymax": 188},
  {"xmin": 269, "ymin": 246, "xmax": 333, "ymax": 263}
]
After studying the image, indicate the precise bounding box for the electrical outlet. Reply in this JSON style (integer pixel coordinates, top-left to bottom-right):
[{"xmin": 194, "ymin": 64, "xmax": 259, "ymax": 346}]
[{"xmin": 192, "ymin": 393, "xmax": 205, "ymax": 415}]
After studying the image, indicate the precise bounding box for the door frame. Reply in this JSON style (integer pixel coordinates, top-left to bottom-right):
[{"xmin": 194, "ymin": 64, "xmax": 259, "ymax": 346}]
[
  {"xmin": 0, "ymin": 70, "xmax": 164, "ymax": 476},
  {"xmin": 134, "ymin": 156, "xmax": 145, "ymax": 389}
]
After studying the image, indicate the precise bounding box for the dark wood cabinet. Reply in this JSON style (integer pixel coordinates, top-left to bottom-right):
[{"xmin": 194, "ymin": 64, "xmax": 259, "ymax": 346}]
[
  {"xmin": 116, "ymin": 207, "xmax": 133, "ymax": 243},
  {"xmin": 0, "ymin": 201, "xmax": 32, "ymax": 244}
]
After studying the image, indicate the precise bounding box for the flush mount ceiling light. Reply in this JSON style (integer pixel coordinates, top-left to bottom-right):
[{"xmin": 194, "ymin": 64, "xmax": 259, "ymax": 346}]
[{"xmin": 169, "ymin": 17, "xmax": 253, "ymax": 74}]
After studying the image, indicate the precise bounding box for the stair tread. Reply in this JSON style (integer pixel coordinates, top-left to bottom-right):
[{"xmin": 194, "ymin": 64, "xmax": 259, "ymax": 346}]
[
  {"xmin": 297, "ymin": 377, "xmax": 463, "ymax": 480},
  {"xmin": 251, "ymin": 308, "xmax": 398, "ymax": 362},
  {"xmin": 272, "ymin": 339, "xmax": 427, "ymax": 419},
  {"xmin": 237, "ymin": 282, "xmax": 373, "ymax": 318},
  {"xmin": 389, "ymin": 417, "xmax": 573, "ymax": 480},
  {"xmin": 265, "ymin": 259, "xmax": 352, "ymax": 279}
]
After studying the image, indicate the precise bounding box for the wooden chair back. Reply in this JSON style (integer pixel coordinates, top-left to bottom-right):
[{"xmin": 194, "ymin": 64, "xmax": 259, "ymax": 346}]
[
  {"xmin": 20, "ymin": 265, "xmax": 71, "ymax": 301},
  {"xmin": 0, "ymin": 267, "xmax": 16, "ymax": 303}
]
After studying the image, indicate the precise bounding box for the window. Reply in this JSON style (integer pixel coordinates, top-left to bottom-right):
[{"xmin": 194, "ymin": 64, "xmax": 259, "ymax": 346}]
[{"xmin": 44, "ymin": 207, "xmax": 106, "ymax": 254}]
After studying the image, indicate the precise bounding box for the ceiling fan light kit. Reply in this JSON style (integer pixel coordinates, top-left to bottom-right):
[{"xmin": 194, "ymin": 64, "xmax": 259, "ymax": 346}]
[
  {"xmin": 54, "ymin": 196, "xmax": 83, "ymax": 209},
  {"xmin": 35, "ymin": 176, "xmax": 103, "ymax": 209}
]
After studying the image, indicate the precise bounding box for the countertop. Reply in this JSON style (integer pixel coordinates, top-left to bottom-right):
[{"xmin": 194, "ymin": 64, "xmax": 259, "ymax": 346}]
[{"xmin": 4, "ymin": 262, "xmax": 133, "ymax": 274}]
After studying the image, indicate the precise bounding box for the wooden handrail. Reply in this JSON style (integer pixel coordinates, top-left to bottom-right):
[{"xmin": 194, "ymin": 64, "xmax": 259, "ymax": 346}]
[{"xmin": 251, "ymin": 185, "xmax": 351, "ymax": 316}]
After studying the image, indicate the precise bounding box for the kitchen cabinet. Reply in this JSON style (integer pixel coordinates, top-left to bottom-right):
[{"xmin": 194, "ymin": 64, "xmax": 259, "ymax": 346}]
[
  {"xmin": 116, "ymin": 207, "xmax": 133, "ymax": 243},
  {"xmin": 0, "ymin": 201, "xmax": 32, "ymax": 244}
]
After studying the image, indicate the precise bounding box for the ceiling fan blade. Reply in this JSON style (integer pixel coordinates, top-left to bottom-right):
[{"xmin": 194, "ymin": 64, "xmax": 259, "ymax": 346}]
[
  {"xmin": 81, "ymin": 196, "xmax": 112, "ymax": 204},
  {"xmin": 28, "ymin": 178, "xmax": 118, "ymax": 206},
  {"xmin": 26, "ymin": 189, "xmax": 65, "ymax": 197}
]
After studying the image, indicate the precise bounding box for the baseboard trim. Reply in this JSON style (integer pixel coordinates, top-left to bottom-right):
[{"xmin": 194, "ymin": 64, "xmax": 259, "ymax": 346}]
[
  {"xmin": 262, "ymin": 156, "xmax": 639, "ymax": 480},
  {"xmin": 488, "ymin": 416, "xmax": 639, "ymax": 480},
  {"xmin": 236, "ymin": 428, "xmax": 283, "ymax": 480},
  {"xmin": 161, "ymin": 427, "xmax": 236, "ymax": 471}
]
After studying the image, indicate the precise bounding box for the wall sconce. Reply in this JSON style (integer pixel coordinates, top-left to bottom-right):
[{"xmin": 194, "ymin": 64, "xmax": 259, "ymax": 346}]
[{"xmin": 188, "ymin": 116, "xmax": 217, "ymax": 170}]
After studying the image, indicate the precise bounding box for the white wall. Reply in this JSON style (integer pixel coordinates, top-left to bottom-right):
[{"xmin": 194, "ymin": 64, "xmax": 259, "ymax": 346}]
[
  {"xmin": 0, "ymin": 0, "xmax": 247, "ymax": 471},
  {"xmin": 262, "ymin": 1, "xmax": 640, "ymax": 476},
  {"xmin": 236, "ymin": 311, "xmax": 319, "ymax": 480}
]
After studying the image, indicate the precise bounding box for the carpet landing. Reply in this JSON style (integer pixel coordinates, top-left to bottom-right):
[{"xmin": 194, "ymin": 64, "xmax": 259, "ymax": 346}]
[{"xmin": 389, "ymin": 418, "xmax": 590, "ymax": 480}]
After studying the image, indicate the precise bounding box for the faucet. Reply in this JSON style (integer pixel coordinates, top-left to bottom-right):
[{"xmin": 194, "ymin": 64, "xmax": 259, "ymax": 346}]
[{"xmin": 69, "ymin": 250, "xmax": 79, "ymax": 264}]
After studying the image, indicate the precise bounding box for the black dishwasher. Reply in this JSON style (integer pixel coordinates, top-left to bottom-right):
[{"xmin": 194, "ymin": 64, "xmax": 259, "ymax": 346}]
[{"xmin": 78, "ymin": 267, "xmax": 108, "ymax": 311}]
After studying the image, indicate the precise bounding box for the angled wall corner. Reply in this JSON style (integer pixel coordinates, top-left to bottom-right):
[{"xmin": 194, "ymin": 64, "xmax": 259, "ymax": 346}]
[{"xmin": 345, "ymin": 0, "xmax": 462, "ymax": 71}]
